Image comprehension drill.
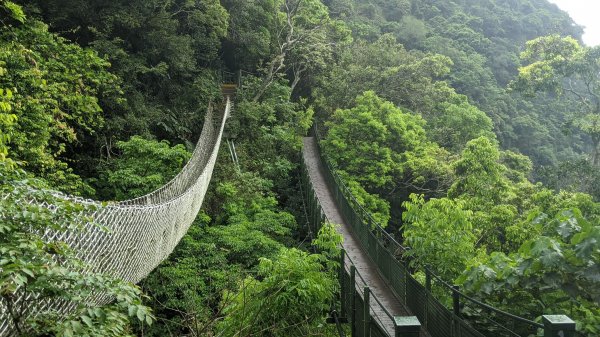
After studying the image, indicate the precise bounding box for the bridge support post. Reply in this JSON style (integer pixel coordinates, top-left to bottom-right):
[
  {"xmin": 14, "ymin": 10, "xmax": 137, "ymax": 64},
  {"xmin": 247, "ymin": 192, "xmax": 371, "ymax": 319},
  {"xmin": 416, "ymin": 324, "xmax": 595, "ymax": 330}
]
[
  {"xmin": 393, "ymin": 316, "xmax": 421, "ymax": 337},
  {"xmin": 340, "ymin": 249, "xmax": 346, "ymax": 318},
  {"xmin": 452, "ymin": 285, "xmax": 460, "ymax": 317},
  {"xmin": 542, "ymin": 315, "xmax": 576, "ymax": 337},
  {"xmin": 350, "ymin": 265, "xmax": 356, "ymax": 337},
  {"xmin": 308, "ymin": 190, "xmax": 314, "ymax": 234},
  {"xmin": 312, "ymin": 192, "xmax": 317, "ymax": 233},
  {"xmin": 424, "ymin": 268, "xmax": 431, "ymax": 328},
  {"xmin": 363, "ymin": 287, "xmax": 370, "ymax": 337}
]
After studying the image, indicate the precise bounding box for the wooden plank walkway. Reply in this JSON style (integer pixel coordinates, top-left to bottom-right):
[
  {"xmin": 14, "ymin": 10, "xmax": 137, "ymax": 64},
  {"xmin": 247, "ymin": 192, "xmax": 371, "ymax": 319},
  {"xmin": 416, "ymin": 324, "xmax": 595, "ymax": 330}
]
[{"xmin": 303, "ymin": 137, "xmax": 429, "ymax": 336}]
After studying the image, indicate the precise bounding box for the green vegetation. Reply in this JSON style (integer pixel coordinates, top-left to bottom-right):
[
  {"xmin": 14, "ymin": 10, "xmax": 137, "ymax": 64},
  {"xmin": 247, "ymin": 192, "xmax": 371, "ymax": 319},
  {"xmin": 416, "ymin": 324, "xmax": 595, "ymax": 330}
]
[
  {"xmin": 1, "ymin": 0, "xmax": 600, "ymax": 335},
  {"xmin": 0, "ymin": 8, "xmax": 121, "ymax": 194},
  {"xmin": 217, "ymin": 224, "xmax": 342, "ymax": 337},
  {"xmin": 513, "ymin": 35, "xmax": 600, "ymax": 166},
  {"xmin": 321, "ymin": 91, "xmax": 453, "ymax": 225},
  {"xmin": 0, "ymin": 165, "xmax": 153, "ymax": 337},
  {"xmin": 94, "ymin": 136, "xmax": 191, "ymax": 200}
]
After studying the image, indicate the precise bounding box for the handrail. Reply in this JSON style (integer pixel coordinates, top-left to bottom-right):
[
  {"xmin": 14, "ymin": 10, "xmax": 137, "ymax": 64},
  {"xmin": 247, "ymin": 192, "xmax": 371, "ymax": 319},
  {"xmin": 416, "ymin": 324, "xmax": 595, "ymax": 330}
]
[
  {"xmin": 368, "ymin": 284, "xmax": 395, "ymax": 327},
  {"xmin": 0, "ymin": 93, "xmax": 232, "ymax": 337},
  {"xmin": 426, "ymin": 266, "xmax": 543, "ymax": 328},
  {"xmin": 312, "ymin": 121, "xmax": 547, "ymax": 336},
  {"xmin": 300, "ymin": 151, "xmax": 395, "ymax": 337}
]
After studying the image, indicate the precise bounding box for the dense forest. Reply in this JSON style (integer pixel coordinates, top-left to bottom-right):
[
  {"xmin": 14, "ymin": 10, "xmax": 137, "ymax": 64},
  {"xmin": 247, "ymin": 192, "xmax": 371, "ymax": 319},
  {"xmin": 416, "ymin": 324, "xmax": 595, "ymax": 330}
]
[{"xmin": 0, "ymin": 0, "xmax": 599, "ymax": 336}]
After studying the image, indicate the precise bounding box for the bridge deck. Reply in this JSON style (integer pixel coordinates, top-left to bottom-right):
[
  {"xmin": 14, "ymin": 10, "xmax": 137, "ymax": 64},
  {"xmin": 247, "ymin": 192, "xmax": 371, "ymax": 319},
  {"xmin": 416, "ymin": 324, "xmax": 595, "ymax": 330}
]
[{"xmin": 303, "ymin": 137, "xmax": 428, "ymax": 336}]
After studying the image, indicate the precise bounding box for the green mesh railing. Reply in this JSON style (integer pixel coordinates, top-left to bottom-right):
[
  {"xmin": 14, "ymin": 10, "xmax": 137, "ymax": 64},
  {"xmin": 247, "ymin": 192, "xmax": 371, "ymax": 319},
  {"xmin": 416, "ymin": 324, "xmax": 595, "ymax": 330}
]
[
  {"xmin": 304, "ymin": 122, "xmax": 577, "ymax": 337},
  {"xmin": 300, "ymin": 150, "xmax": 396, "ymax": 337}
]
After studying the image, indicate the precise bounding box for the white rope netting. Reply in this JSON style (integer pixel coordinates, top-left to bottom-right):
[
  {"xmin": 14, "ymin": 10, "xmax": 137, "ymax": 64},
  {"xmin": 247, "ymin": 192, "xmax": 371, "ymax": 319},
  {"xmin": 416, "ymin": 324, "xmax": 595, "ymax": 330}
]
[{"xmin": 0, "ymin": 96, "xmax": 231, "ymax": 335}]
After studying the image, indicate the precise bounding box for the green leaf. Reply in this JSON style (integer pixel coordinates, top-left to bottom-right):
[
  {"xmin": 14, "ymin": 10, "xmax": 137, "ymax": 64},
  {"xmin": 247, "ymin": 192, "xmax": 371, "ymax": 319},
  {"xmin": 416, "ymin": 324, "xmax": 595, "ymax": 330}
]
[
  {"xmin": 574, "ymin": 237, "xmax": 598, "ymax": 259},
  {"xmin": 21, "ymin": 268, "xmax": 34, "ymax": 278},
  {"xmin": 81, "ymin": 315, "xmax": 93, "ymax": 327},
  {"xmin": 128, "ymin": 305, "xmax": 137, "ymax": 317},
  {"xmin": 136, "ymin": 306, "xmax": 145, "ymax": 321},
  {"xmin": 4, "ymin": 2, "xmax": 26, "ymax": 23}
]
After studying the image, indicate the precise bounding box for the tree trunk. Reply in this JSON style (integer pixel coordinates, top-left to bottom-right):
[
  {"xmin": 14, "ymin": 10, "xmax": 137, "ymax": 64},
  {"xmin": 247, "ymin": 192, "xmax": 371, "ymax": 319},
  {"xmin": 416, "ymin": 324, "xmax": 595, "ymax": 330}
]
[
  {"xmin": 290, "ymin": 64, "xmax": 306, "ymax": 94},
  {"xmin": 592, "ymin": 135, "xmax": 600, "ymax": 166},
  {"xmin": 253, "ymin": 52, "xmax": 287, "ymax": 102}
]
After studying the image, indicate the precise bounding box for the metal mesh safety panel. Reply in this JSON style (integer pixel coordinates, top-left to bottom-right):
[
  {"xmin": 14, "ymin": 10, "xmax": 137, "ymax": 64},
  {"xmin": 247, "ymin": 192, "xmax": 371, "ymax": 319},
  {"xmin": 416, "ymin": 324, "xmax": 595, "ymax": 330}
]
[
  {"xmin": 390, "ymin": 259, "xmax": 406, "ymax": 304},
  {"xmin": 375, "ymin": 241, "xmax": 388, "ymax": 280},
  {"xmin": 0, "ymin": 98, "xmax": 232, "ymax": 336},
  {"xmin": 366, "ymin": 231, "xmax": 377, "ymax": 261},
  {"xmin": 456, "ymin": 317, "xmax": 487, "ymax": 337},
  {"xmin": 371, "ymin": 320, "xmax": 388, "ymax": 337},
  {"xmin": 342, "ymin": 267, "xmax": 354, "ymax": 325},
  {"xmin": 461, "ymin": 301, "xmax": 540, "ymax": 337},
  {"xmin": 426, "ymin": 293, "xmax": 454, "ymax": 337},
  {"xmin": 355, "ymin": 293, "xmax": 366, "ymax": 337},
  {"xmin": 406, "ymin": 276, "xmax": 427, "ymax": 324}
]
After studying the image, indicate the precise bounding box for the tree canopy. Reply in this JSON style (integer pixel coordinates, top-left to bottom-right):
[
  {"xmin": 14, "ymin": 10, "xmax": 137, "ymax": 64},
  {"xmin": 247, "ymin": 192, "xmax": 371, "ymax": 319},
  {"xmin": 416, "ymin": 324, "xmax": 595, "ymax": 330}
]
[
  {"xmin": 513, "ymin": 35, "xmax": 600, "ymax": 165},
  {"xmin": 2, "ymin": 0, "xmax": 600, "ymax": 335}
]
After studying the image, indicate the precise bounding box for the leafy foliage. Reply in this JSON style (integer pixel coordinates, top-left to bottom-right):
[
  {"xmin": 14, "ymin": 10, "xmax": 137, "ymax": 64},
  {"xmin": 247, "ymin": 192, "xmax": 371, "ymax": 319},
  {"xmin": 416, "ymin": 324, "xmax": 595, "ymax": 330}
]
[
  {"xmin": 538, "ymin": 158, "xmax": 600, "ymax": 201},
  {"xmin": 4, "ymin": 0, "xmax": 600, "ymax": 335},
  {"xmin": 217, "ymin": 225, "xmax": 341, "ymax": 337},
  {"xmin": 138, "ymin": 148, "xmax": 301, "ymax": 336},
  {"xmin": 22, "ymin": 0, "xmax": 229, "ymax": 144},
  {"xmin": 402, "ymin": 194, "xmax": 477, "ymax": 279},
  {"xmin": 0, "ymin": 164, "xmax": 153, "ymax": 337},
  {"xmin": 325, "ymin": 0, "xmax": 587, "ymax": 169},
  {"xmin": 428, "ymin": 96, "xmax": 495, "ymax": 151},
  {"xmin": 315, "ymin": 34, "xmax": 456, "ymax": 115},
  {"xmin": 513, "ymin": 34, "xmax": 600, "ymax": 166},
  {"xmin": 322, "ymin": 91, "xmax": 453, "ymax": 225},
  {"xmin": 459, "ymin": 209, "xmax": 600, "ymax": 334},
  {"xmin": 0, "ymin": 14, "xmax": 121, "ymax": 194},
  {"xmin": 94, "ymin": 136, "xmax": 191, "ymax": 200}
]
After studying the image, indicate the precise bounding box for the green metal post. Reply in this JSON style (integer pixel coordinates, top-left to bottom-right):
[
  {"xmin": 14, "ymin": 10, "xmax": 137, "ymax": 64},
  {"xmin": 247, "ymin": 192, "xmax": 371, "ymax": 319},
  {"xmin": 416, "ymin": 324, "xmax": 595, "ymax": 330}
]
[
  {"xmin": 314, "ymin": 193, "xmax": 318, "ymax": 233},
  {"xmin": 363, "ymin": 287, "xmax": 370, "ymax": 337},
  {"xmin": 312, "ymin": 193, "xmax": 318, "ymax": 231},
  {"xmin": 340, "ymin": 249, "xmax": 346, "ymax": 318},
  {"xmin": 310, "ymin": 191, "xmax": 315, "ymax": 230},
  {"xmin": 404, "ymin": 260, "xmax": 410, "ymax": 304},
  {"xmin": 543, "ymin": 315, "xmax": 576, "ymax": 337},
  {"xmin": 425, "ymin": 268, "xmax": 431, "ymax": 328},
  {"xmin": 452, "ymin": 285, "xmax": 460, "ymax": 317},
  {"xmin": 350, "ymin": 265, "xmax": 356, "ymax": 336},
  {"xmin": 308, "ymin": 189, "xmax": 314, "ymax": 232}
]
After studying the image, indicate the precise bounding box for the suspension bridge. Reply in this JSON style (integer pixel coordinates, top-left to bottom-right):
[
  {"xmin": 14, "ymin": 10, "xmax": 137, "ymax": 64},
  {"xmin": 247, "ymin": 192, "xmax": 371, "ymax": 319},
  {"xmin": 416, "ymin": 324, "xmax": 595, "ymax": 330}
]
[
  {"xmin": 0, "ymin": 92, "xmax": 231, "ymax": 336},
  {"xmin": 300, "ymin": 124, "xmax": 578, "ymax": 337},
  {"xmin": 0, "ymin": 82, "xmax": 577, "ymax": 336}
]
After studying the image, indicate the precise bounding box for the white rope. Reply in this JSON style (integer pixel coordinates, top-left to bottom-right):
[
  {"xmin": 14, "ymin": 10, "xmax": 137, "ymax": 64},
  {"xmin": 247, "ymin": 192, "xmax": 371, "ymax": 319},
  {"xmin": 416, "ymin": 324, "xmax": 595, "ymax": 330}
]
[{"xmin": 0, "ymin": 96, "xmax": 232, "ymax": 335}]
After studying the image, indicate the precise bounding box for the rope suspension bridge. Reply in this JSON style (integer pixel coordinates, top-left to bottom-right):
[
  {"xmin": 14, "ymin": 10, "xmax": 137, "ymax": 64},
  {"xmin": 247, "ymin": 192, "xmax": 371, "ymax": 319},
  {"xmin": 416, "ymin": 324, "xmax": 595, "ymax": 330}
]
[
  {"xmin": 0, "ymin": 90, "xmax": 231, "ymax": 336},
  {"xmin": 1, "ymin": 76, "xmax": 578, "ymax": 336}
]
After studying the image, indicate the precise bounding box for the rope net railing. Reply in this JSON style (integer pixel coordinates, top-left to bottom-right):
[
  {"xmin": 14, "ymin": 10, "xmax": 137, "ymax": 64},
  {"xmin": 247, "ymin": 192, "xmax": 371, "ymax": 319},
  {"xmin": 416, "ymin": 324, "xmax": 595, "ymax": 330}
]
[{"xmin": 0, "ymin": 96, "xmax": 231, "ymax": 336}]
